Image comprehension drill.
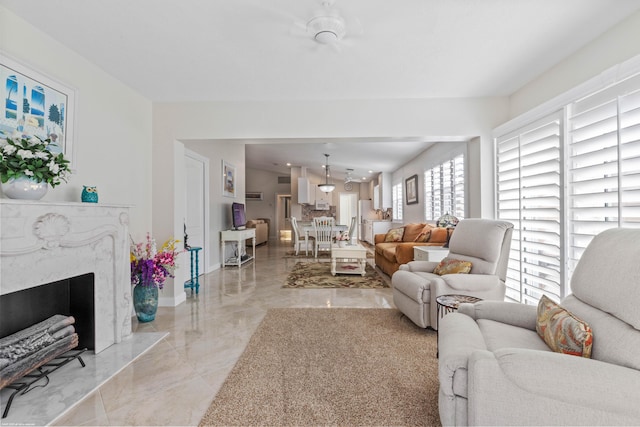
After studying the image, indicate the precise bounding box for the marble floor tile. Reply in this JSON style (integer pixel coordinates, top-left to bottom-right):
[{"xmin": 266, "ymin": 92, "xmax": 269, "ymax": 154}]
[
  {"xmin": 0, "ymin": 332, "xmax": 166, "ymax": 426},
  {"xmin": 9, "ymin": 239, "xmax": 394, "ymax": 426}
]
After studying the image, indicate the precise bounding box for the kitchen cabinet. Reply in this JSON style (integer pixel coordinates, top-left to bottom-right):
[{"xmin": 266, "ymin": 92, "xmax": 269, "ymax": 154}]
[
  {"xmin": 379, "ymin": 172, "xmax": 392, "ymax": 209},
  {"xmin": 373, "ymin": 185, "xmax": 380, "ymax": 210},
  {"xmin": 298, "ymin": 177, "xmax": 315, "ymax": 205}
]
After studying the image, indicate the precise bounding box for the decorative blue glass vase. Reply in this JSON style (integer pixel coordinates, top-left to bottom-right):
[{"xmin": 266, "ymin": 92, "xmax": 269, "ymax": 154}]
[{"xmin": 133, "ymin": 284, "xmax": 159, "ymax": 322}]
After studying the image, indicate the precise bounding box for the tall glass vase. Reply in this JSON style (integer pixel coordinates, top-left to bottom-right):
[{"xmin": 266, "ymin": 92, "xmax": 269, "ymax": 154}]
[{"xmin": 133, "ymin": 284, "xmax": 159, "ymax": 322}]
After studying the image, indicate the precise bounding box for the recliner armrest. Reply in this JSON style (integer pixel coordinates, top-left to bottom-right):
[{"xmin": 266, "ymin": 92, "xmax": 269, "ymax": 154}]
[
  {"xmin": 458, "ymin": 300, "xmax": 537, "ymax": 330},
  {"xmin": 400, "ymin": 260, "xmax": 440, "ymax": 272},
  {"xmin": 468, "ymin": 349, "xmax": 640, "ymax": 426}
]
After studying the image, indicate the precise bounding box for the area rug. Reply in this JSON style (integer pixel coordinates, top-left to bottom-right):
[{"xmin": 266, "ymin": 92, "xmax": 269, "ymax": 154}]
[
  {"xmin": 199, "ymin": 308, "xmax": 440, "ymax": 426},
  {"xmin": 284, "ymin": 250, "xmax": 374, "ymax": 259},
  {"xmin": 283, "ymin": 261, "xmax": 387, "ymax": 289}
]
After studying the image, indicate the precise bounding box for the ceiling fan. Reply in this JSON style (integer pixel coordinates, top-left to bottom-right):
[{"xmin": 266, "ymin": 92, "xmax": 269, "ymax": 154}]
[{"xmin": 291, "ymin": 0, "xmax": 362, "ymax": 50}]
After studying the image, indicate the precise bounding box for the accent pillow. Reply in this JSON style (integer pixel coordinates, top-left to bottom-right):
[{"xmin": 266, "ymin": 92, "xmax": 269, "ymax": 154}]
[
  {"xmin": 384, "ymin": 227, "xmax": 404, "ymax": 242},
  {"xmin": 433, "ymin": 259, "xmax": 472, "ymax": 275},
  {"xmin": 536, "ymin": 295, "xmax": 593, "ymax": 358},
  {"xmin": 414, "ymin": 225, "xmax": 432, "ymax": 242}
]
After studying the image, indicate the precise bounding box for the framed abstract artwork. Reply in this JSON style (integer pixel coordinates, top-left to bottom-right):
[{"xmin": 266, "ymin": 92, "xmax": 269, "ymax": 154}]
[
  {"xmin": 0, "ymin": 53, "xmax": 76, "ymax": 166},
  {"xmin": 222, "ymin": 160, "xmax": 236, "ymax": 198},
  {"xmin": 405, "ymin": 174, "xmax": 418, "ymax": 205}
]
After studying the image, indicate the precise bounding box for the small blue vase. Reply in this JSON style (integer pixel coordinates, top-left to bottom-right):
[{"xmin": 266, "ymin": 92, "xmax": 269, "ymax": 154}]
[{"xmin": 133, "ymin": 284, "xmax": 159, "ymax": 322}]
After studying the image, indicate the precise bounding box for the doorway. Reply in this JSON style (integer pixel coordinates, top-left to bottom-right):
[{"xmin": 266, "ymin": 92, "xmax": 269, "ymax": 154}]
[
  {"xmin": 276, "ymin": 194, "xmax": 292, "ymax": 241},
  {"xmin": 184, "ymin": 149, "xmax": 210, "ymax": 273},
  {"xmin": 339, "ymin": 192, "xmax": 358, "ymax": 229}
]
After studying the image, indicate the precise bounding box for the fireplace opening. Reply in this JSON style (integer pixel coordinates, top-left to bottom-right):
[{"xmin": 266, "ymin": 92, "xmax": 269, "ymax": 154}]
[{"xmin": 0, "ymin": 273, "xmax": 95, "ymax": 350}]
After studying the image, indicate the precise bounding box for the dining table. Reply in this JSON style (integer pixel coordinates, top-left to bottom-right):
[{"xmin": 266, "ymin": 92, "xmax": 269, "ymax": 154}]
[{"xmin": 298, "ymin": 222, "xmax": 349, "ymax": 255}]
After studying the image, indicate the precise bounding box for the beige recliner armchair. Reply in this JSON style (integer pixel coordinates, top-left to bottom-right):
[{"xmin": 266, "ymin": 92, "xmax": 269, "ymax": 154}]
[
  {"xmin": 391, "ymin": 219, "xmax": 514, "ymax": 329},
  {"xmin": 438, "ymin": 227, "xmax": 640, "ymax": 426}
]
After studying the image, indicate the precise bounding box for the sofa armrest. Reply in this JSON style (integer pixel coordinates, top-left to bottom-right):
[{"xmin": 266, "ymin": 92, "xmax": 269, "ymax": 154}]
[
  {"xmin": 458, "ymin": 301, "xmax": 538, "ymax": 330},
  {"xmin": 468, "ymin": 349, "xmax": 640, "ymax": 426},
  {"xmin": 399, "ymin": 260, "xmax": 440, "ymax": 272},
  {"xmin": 395, "ymin": 243, "xmax": 430, "ymax": 265},
  {"xmin": 374, "ymin": 234, "xmax": 386, "ymax": 244}
]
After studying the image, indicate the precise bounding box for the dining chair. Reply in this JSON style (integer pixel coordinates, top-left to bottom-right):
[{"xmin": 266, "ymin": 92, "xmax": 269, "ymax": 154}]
[
  {"xmin": 291, "ymin": 217, "xmax": 313, "ymax": 256},
  {"xmin": 313, "ymin": 216, "xmax": 334, "ymax": 258},
  {"xmin": 347, "ymin": 216, "xmax": 357, "ymax": 241}
]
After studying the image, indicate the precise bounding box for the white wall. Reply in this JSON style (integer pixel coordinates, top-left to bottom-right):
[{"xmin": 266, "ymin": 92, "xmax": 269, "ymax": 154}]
[
  {"xmin": 1, "ymin": 7, "xmax": 153, "ymax": 237},
  {"xmin": 509, "ymin": 10, "xmax": 640, "ymax": 118}
]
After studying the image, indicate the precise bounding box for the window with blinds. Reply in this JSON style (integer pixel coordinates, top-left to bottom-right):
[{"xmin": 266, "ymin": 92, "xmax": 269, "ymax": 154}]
[
  {"xmin": 496, "ymin": 73, "xmax": 640, "ymax": 305},
  {"xmin": 424, "ymin": 154, "xmax": 465, "ymax": 221},
  {"xmin": 568, "ymin": 74, "xmax": 640, "ymax": 276},
  {"xmin": 496, "ymin": 114, "xmax": 562, "ymax": 304},
  {"xmin": 392, "ymin": 182, "xmax": 403, "ymax": 221}
]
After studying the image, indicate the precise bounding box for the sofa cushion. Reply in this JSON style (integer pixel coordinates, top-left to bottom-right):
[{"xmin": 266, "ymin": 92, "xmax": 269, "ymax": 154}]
[
  {"xmin": 536, "ymin": 295, "xmax": 593, "ymax": 358},
  {"xmin": 428, "ymin": 227, "xmax": 449, "ymax": 244},
  {"xmin": 403, "ymin": 223, "xmax": 426, "ymax": 242},
  {"xmin": 384, "ymin": 227, "xmax": 404, "ymax": 242},
  {"xmin": 434, "ymin": 259, "xmax": 472, "ymax": 275}
]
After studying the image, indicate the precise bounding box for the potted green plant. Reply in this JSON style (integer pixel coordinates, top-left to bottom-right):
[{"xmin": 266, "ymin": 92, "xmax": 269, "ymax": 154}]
[{"xmin": 0, "ymin": 136, "xmax": 71, "ymax": 199}]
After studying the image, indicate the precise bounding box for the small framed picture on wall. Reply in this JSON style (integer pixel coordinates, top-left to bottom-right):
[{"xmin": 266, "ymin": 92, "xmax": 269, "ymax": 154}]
[
  {"xmin": 222, "ymin": 160, "xmax": 236, "ymax": 198},
  {"xmin": 405, "ymin": 174, "xmax": 418, "ymax": 205}
]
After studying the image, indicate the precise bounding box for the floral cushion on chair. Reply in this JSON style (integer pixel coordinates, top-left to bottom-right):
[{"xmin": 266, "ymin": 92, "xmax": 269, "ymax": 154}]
[
  {"xmin": 433, "ymin": 259, "xmax": 472, "ymax": 275},
  {"xmin": 536, "ymin": 295, "xmax": 593, "ymax": 358}
]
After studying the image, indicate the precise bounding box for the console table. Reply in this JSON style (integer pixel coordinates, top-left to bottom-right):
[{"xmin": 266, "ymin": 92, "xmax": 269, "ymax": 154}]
[{"xmin": 220, "ymin": 228, "xmax": 256, "ymax": 267}]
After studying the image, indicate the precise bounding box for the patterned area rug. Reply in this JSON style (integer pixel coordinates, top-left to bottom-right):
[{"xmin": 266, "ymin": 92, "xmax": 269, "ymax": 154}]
[
  {"xmin": 199, "ymin": 308, "xmax": 440, "ymax": 426},
  {"xmin": 284, "ymin": 250, "xmax": 374, "ymax": 259},
  {"xmin": 284, "ymin": 261, "xmax": 387, "ymax": 289}
]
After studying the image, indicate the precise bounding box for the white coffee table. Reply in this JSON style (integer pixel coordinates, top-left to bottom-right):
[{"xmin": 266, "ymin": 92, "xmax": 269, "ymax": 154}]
[{"xmin": 331, "ymin": 242, "xmax": 368, "ymax": 276}]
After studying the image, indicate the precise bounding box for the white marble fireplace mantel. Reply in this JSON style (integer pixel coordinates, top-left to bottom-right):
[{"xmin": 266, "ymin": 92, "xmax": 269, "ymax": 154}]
[{"xmin": 0, "ymin": 199, "xmax": 133, "ymax": 353}]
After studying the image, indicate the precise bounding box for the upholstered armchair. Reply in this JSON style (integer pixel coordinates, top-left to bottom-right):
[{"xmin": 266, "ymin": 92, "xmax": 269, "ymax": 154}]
[
  {"xmin": 438, "ymin": 228, "xmax": 640, "ymax": 426},
  {"xmin": 391, "ymin": 219, "xmax": 514, "ymax": 329}
]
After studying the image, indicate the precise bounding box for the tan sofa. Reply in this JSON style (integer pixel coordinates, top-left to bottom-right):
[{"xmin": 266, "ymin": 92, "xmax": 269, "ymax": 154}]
[
  {"xmin": 246, "ymin": 218, "xmax": 269, "ymax": 246},
  {"xmin": 374, "ymin": 223, "xmax": 450, "ymax": 276}
]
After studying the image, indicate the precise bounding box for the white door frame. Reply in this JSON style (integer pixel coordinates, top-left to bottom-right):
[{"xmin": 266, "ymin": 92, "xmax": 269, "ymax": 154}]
[{"xmin": 184, "ymin": 148, "xmax": 211, "ymax": 274}]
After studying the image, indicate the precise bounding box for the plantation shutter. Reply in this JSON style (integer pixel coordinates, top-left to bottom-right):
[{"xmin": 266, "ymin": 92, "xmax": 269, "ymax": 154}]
[
  {"xmin": 453, "ymin": 155, "xmax": 465, "ymax": 219},
  {"xmin": 568, "ymin": 74, "xmax": 640, "ymax": 276},
  {"xmin": 496, "ymin": 113, "xmax": 562, "ymax": 303}
]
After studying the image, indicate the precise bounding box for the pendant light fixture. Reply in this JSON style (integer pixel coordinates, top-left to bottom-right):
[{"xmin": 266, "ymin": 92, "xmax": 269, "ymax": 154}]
[{"xmin": 318, "ymin": 153, "xmax": 336, "ymax": 193}]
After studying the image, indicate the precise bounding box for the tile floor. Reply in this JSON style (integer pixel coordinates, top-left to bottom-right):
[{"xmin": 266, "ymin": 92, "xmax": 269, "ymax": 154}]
[{"xmin": 52, "ymin": 239, "xmax": 394, "ymax": 426}]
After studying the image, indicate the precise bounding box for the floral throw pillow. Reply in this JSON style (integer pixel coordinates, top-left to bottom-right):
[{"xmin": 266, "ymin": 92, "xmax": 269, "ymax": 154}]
[
  {"xmin": 433, "ymin": 259, "xmax": 472, "ymax": 275},
  {"xmin": 536, "ymin": 295, "xmax": 593, "ymax": 358},
  {"xmin": 384, "ymin": 227, "xmax": 405, "ymax": 242}
]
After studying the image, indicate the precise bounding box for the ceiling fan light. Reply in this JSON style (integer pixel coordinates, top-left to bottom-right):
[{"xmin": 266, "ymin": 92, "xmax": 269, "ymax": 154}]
[
  {"xmin": 315, "ymin": 30, "xmax": 338, "ymax": 44},
  {"xmin": 308, "ymin": 15, "xmax": 346, "ymax": 45}
]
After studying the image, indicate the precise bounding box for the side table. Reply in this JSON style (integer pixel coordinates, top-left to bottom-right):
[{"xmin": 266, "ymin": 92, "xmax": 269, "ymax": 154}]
[
  {"xmin": 435, "ymin": 294, "xmax": 482, "ymax": 357},
  {"xmin": 184, "ymin": 246, "xmax": 202, "ymax": 294}
]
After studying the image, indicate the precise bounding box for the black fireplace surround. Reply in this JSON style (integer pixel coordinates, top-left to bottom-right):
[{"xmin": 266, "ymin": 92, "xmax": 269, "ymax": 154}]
[{"xmin": 0, "ymin": 274, "xmax": 95, "ymax": 350}]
